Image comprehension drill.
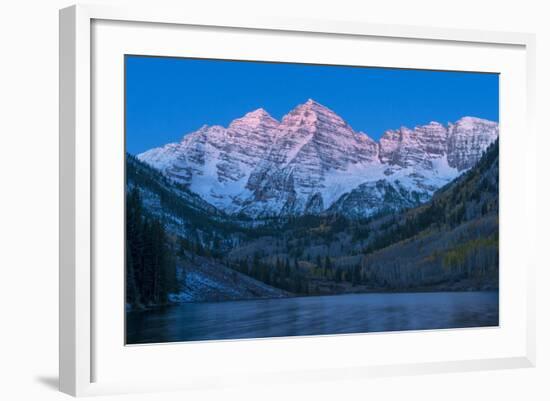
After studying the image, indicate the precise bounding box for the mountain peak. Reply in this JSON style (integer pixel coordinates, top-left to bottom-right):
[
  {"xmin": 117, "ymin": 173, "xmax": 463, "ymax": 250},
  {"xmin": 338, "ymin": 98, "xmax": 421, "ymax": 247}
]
[
  {"xmin": 183, "ymin": 124, "xmax": 210, "ymax": 139},
  {"xmin": 455, "ymin": 116, "xmax": 497, "ymax": 126},
  {"xmin": 230, "ymin": 107, "xmax": 278, "ymax": 129},
  {"xmin": 458, "ymin": 116, "xmax": 484, "ymax": 122},
  {"xmin": 282, "ymin": 98, "xmax": 342, "ymax": 124},
  {"xmin": 300, "ymin": 98, "xmax": 332, "ymax": 112},
  {"xmin": 246, "ymin": 107, "xmax": 271, "ymax": 118}
]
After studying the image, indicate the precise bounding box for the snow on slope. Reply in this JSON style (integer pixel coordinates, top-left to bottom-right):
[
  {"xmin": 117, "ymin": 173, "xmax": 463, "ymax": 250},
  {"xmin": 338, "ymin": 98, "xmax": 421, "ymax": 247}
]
[
  {"xmin": 169, "ymin": 255, "xmax": 290, "ymax": 303},
  {"xmin": 138, "ymin": 99, "xmax": 498, "ymax": 218}
]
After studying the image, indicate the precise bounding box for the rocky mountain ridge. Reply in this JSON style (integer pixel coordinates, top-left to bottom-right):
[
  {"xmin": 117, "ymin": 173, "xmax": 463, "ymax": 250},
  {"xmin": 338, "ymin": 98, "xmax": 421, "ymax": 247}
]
[{"xmin": 137, "ymin": 99, "xmax": 498, "ymax": 218}]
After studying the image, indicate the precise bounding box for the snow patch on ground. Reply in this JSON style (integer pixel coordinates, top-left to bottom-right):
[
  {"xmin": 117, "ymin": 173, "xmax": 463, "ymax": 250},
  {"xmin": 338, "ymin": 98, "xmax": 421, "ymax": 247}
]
[{"xmin": 169, "ymin": 256, "xmax": 290, "ymax": 303}]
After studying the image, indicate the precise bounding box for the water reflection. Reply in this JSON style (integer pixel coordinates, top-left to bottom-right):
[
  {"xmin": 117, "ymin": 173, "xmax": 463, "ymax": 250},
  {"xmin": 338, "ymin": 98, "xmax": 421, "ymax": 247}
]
[{"xmin": 126, "ymin": 291, "xmax": 499, "ymax": 344}]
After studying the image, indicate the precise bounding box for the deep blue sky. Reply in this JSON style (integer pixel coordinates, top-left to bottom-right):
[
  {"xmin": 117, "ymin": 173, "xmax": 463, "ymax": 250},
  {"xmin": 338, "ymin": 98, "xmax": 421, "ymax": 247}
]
[{"xmin": 126, "ymin": 55, "xmax": 499, "ymax": 155}]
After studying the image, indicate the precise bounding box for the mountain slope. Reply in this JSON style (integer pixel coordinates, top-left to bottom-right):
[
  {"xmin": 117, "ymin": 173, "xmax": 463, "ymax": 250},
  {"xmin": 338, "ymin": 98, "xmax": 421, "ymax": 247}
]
[
  {"xmin": 355, "ymin": 139, "xmax": 499, "ymax": 289},
  {"xmin": 127, "ymin": 153, "xmax": 252, "ymax": 251},
  {"xmin": 126, "ymin": 154, "xmax": 293, "ymax": 303},
  {"xmin": 170, "ymin": 255, "xmax": 291, "ymax": 303},
  {"xmin": 225, "ymin": 139, "xmax": 499, "ymax": 293},
  {"xmin": 241, "ymin": 99, "xmax": 382, "ymax": 216}
]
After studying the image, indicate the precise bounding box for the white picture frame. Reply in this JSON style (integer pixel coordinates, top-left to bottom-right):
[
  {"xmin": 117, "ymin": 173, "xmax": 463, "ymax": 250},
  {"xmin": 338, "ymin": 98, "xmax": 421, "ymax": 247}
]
[{"xmin": 59, "ymin": 4, "xmax": 536, "ymax": 397}]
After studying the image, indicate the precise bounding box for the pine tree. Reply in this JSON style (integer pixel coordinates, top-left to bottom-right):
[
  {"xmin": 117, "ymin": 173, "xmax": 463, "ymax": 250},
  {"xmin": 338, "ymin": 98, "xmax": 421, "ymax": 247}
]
[
  {"xmin": 126, "ymin": 186, "xmax": 178, "ymax": 307},
  {"xmin": 324, "ymin": 255, "xmax": 332, "ymax": 271},
  {"xmin": 353, "ymin": 264, "xmax": 361, "ymax": 286},
  {"xmin": 316, "ymin": 254, "xmax": 322, "ymax": 269},
  {"xmin": 125, "ymin": 239, "xmax": 140, "ymax": 306}
]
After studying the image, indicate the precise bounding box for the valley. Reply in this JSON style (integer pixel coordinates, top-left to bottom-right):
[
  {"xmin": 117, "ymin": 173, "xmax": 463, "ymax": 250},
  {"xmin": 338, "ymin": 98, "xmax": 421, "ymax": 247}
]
[{"xmin": 126, "ymin": 129, "xmax": 499, "ymax": 307}]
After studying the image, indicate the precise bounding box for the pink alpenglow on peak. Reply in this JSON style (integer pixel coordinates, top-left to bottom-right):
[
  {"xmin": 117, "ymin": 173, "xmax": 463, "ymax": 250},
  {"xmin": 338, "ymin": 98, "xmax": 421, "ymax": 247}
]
[
  {"xmin": 137, "ymin": 100, "xmax": 498, "ymax": 217},
  {"xmin": 230, "ymin": 108, "xmax": 279, "ymax": 128}
]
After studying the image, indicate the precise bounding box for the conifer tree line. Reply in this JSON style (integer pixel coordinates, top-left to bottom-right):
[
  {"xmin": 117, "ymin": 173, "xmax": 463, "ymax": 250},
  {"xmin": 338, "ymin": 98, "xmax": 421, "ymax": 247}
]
[
  {"xmin": 126, "ymin": 187, "xmax": 178, "ymax": 307},
  {"xmin": 231, "ymin": 254, "xmax": 370, "ymax": 296}
]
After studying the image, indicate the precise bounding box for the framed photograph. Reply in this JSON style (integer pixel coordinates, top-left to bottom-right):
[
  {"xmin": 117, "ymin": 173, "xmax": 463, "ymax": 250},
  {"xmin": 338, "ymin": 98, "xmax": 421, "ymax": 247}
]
[{"xmin": 59, "ymin": 4, "xmax": 536, "ymax": 396}]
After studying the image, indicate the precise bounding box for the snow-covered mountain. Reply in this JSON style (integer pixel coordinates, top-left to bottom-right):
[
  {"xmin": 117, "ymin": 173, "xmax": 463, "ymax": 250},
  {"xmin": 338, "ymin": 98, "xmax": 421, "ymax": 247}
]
[{"xmin": 137, "ymin": 99, "xmax": 498, "ymax": 218}]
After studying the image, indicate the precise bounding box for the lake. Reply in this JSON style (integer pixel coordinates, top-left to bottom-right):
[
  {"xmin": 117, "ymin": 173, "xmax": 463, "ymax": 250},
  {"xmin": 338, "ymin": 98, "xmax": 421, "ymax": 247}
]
[{"xmin": 126, "ymin": 291, "xmax": 499, "ymax": 344}]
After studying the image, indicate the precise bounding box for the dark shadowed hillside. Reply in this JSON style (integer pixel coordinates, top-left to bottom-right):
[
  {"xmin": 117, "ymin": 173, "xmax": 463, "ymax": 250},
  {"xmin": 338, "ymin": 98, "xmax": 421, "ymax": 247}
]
[
  {"xmin": 356, "ymin": 139, "xmax": 498, "ymax": 290},
  {"xmin": 126, "ymin": 155, "xmax": 293, "ymax": 307}
]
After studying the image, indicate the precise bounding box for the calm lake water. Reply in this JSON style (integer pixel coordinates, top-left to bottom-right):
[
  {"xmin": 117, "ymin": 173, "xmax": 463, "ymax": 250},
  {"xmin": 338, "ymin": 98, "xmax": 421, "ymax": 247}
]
[{"xmin": 126, "ymin": 291, "xmax": 499, "ymax": 344}]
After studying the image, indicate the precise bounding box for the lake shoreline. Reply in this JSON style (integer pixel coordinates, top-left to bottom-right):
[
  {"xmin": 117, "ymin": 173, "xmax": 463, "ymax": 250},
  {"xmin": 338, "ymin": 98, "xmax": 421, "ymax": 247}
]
[{"xmin": 127, "ymin": 285, "xmax": 498, "ymax": 311}]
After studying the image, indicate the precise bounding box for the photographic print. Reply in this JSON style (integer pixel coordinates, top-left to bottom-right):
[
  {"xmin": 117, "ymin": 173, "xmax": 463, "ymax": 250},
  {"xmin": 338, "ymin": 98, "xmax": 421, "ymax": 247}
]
[{"xmin": 125, "ymin": 56, "xmax": 499, "ymax": 344}]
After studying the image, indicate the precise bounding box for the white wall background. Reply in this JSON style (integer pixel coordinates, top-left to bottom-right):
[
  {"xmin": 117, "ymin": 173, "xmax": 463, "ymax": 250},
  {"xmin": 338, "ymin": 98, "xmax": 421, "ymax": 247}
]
[{"xmin": 0, "ymin": 0, "xmax": 547, "ymax": 400}]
